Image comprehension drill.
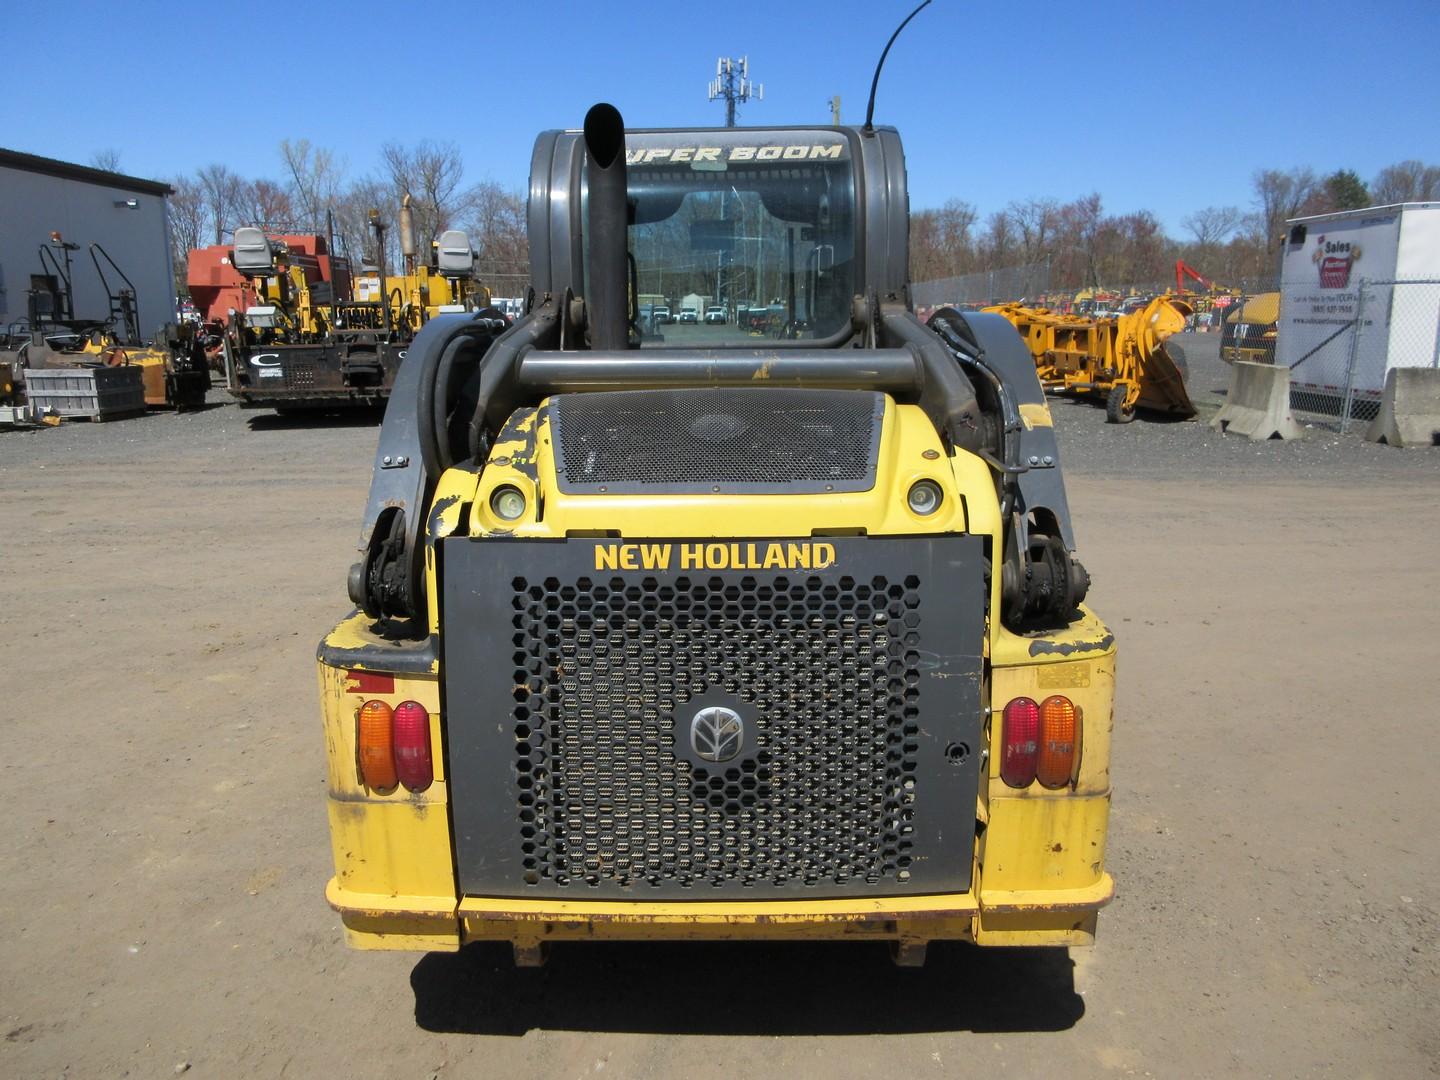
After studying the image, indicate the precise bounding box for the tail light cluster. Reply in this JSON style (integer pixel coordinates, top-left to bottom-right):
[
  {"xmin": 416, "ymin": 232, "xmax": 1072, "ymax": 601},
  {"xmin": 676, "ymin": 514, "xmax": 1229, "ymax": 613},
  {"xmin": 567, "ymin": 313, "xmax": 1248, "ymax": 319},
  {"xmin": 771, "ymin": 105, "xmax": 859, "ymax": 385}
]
[
  {"xmin": 1000, "ymin": 695, "xmax": 1080, "ymax": 789},
  {"xmin": 357, "ymin": 698, "xmax": 434, "ymax": 792}
]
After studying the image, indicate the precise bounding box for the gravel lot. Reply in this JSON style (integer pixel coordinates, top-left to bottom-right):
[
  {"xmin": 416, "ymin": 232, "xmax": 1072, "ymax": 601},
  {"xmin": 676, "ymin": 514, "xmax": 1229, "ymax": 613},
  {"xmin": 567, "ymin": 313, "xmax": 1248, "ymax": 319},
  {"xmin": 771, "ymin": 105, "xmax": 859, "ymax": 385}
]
[{"xmin": 2, "ymin": 364, "xmax": 1437, "ymax": 1079}]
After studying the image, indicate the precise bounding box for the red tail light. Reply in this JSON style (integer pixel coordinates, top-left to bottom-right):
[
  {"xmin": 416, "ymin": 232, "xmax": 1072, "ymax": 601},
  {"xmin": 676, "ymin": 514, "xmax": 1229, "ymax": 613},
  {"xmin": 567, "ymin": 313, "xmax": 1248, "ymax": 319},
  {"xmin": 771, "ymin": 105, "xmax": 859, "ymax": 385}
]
[
  {"xmin": 1037, "ymin": 695, "xmax": 1079, "ymax": 789},
  {"xmin": 1000, "ymin": 697, "xmax": 1040, "ymax": 788},
  {"xmin": 392, "ymin": 700, "xmax": 433, "ymax": 793},
  {"xmin": 357, "ymin": 699, "xmax": 396, "ymax": 790}
]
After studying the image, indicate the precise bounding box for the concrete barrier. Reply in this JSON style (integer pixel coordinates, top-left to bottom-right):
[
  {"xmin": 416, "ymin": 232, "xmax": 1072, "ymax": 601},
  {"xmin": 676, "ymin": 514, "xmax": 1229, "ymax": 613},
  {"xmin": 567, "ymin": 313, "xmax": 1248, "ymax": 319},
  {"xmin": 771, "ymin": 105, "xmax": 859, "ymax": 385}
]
[
  {"xmin": 1210, "ymin": 361, "xmax": 1302, "ymax": 441},
  {"xmin": 1365, "ymin": 367, "xmax": 1440, "ymax": 448}
]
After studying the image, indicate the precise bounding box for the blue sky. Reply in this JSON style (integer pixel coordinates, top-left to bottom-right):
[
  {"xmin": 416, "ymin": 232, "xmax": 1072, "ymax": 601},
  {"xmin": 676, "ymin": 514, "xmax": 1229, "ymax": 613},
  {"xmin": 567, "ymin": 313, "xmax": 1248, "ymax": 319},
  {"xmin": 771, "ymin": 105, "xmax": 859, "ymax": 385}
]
[{"xmin": 4, "ymin": 0, "xmax": 1437, "ymax": 235}]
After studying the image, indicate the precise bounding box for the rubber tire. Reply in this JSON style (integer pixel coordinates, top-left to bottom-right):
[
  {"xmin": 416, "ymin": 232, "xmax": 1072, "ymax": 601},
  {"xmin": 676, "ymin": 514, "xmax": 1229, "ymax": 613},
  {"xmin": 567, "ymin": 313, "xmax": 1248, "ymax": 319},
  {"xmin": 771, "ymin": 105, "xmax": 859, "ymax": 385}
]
[{"xmin": 1105, "ymin": 385, "xmax": 1136, "ymax": 424}]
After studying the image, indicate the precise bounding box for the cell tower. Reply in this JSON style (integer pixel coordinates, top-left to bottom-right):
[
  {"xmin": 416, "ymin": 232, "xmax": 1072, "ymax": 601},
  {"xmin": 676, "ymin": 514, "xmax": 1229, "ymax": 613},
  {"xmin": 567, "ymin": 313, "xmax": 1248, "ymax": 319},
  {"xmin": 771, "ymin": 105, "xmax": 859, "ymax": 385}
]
[{"xmin": 707, "ymin": 57, "xmax": 763, "ymax": 128}]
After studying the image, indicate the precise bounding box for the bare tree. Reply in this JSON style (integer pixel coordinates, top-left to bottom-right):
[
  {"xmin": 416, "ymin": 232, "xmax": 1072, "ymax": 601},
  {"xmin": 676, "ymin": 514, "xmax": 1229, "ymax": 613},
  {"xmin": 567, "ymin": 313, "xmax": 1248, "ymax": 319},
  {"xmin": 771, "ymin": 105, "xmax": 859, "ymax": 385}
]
[
  {"xmin": 1068, "ymin": 193, "xmax": 1105, "ymax": 289},
  {"xmin": 1009, "ymin": 198, "xmax": 1060, "ymax": 266},
  {"xmin": 240, "ymin": 179, "xmax": 295, "ymax": 230},
  {"xmin": 279, "ymin": 138, "xmax": 343, "ymax": 233},
  {"xmin": 980, "ymin": 209, "xmax": 1016, "ymax": 271},
  {"xmin": 909, "ymin": 198, "xmax": 978, "ymax": 283},
  {"xmin": 90, "ymin": 148, "xmax": 123, "ymax": 172},
  {"xmin": 909, "ymin": 208, "xmax": 947, "ymax": 284},
  {"xmin": 196, "ymin": 164, "xmax": 246, "ymax": 243},
  {"xmin": 461, "ymin": 181, "xmax": 529, "ymax": 296},
  {"xmin": 1371, "ymin": 160, "xmax": 1440, "ymax": 204},
  {"xmin": 1252, "ymin": 168, "xmax": 1318, "ymax": 255},
  {"xmin": 167, "ymin": 175, "xmax": 208, "ymax": 295},
  {"xmin": 331, "ymin": 177, "xmax": 397, "ymax": 269},
  {"xmin": 379, "ymin": 140, "xmax": 466, "ymax": 255},
  {"xmin": 1181, "ymin": 206, "xmax": 1242, "ymax": 247}
]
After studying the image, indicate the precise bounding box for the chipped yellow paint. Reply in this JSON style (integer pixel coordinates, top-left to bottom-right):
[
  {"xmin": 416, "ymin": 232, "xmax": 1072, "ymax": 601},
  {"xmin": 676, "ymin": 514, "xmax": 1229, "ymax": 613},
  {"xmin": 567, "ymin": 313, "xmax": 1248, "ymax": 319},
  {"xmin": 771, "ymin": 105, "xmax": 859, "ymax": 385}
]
[
  {"xmin": 1018, "ymin": 401, "xmax": 1054, "ymax": 429},
  {"xmin": 319, "ymin": 612, "xmax": 393, "ymax": 655},
  {"xmin": 994, "ymin": 608, "xmax": 1115, "ymax": 667},
  {"xmin": 990, "ymin": 641, "xmax": 1115, "ymax": 794}
]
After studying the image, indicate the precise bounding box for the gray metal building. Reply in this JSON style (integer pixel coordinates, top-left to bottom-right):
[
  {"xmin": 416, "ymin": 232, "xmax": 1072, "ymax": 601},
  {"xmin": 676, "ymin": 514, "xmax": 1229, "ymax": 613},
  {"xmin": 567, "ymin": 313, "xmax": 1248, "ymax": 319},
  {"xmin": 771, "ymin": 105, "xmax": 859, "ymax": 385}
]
[{"xmin": 0, "ymin": 149, "xmax": 174, "ymax": 338}]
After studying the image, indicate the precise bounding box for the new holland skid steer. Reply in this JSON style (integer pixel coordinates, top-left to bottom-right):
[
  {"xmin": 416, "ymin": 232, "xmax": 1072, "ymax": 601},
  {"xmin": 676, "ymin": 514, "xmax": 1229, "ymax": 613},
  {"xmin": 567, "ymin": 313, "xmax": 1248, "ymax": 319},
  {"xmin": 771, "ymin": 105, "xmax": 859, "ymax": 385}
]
[{"xmin": 316, "ymin": 100, "xmax": 1117, "ymax": 966}]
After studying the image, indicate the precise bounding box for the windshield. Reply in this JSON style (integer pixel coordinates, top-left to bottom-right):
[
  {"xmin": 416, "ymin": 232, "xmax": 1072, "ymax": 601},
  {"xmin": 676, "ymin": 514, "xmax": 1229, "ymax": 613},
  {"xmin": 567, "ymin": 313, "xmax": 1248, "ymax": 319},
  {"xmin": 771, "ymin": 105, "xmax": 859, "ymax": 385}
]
[{"xmin": 623, "ymin": 130, "xmax": 856, "ymax": 346}]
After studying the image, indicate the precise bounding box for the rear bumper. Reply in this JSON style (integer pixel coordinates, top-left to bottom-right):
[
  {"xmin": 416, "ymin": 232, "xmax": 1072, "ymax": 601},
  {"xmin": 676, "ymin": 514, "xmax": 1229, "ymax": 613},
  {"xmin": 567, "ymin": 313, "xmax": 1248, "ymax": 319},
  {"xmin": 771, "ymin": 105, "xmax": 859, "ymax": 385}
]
[
  {"xmin": 231, "ymin": 388, "xmax": 387, "ymax": 409},
  {"xmin": 324, "ymin": 873, "xmax": 1114, "ymax": 952}
]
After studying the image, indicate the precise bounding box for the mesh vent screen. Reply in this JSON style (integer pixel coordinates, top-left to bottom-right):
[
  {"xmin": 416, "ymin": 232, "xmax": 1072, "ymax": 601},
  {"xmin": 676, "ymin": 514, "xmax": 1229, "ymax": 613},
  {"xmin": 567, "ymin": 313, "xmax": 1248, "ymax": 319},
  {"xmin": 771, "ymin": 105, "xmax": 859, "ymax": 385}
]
[
  {"xmin": 549, "ymin": 388, "xmax": 883, "ymax": 493},
  {"xmin": 510, "ymin": 572, "xmax": 924, "ymax": 890}
]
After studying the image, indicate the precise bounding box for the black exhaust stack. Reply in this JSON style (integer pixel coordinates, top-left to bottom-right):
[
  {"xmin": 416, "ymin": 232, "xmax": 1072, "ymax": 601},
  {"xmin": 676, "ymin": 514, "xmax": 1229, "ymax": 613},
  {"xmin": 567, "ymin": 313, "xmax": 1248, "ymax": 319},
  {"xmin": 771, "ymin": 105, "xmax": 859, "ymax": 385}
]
[{"xmin": 583, "ymin": 103, "xmax": 630, "ymax": 350}]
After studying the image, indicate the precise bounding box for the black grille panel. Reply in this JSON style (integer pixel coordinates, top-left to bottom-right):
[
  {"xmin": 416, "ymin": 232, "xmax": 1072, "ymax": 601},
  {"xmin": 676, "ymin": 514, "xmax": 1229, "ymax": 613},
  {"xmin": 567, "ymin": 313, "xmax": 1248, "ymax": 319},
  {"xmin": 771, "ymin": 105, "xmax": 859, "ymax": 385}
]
[
  {"xmin": 512, "ymin": 573, "xmax": 919, "ymax": 890},
  {"xmin": 549, "ymin": 388, "xmax": 883, "ymax": 494},
  {"xmin": 443, "ymin": 536, "xmax": 984, "ymax": 900}
]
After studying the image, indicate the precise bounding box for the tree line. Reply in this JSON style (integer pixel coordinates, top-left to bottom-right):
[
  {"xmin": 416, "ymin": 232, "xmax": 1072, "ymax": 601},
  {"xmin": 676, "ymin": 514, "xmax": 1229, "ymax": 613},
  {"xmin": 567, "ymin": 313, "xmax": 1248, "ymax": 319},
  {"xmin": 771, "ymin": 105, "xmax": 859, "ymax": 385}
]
[
  {"xmin": 104, "ymin": 139, "xmax": 1434, "ymax": 304},
  {"xmin": 158, "ymin": 140, "xmax": 530, "ymax": 299},
  {"xmin": 908, "ymin": 160, "xmax": 1440, "ymax": 294}
]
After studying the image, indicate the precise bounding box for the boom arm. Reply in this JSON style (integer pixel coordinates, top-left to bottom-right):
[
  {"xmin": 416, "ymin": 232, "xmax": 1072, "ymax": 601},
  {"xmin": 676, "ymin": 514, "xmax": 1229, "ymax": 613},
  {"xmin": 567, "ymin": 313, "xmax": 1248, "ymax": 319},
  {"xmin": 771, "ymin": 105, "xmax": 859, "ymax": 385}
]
[{"xmin": 1175, "ymin": 259, "xmax": 1213, "ymax": 294}]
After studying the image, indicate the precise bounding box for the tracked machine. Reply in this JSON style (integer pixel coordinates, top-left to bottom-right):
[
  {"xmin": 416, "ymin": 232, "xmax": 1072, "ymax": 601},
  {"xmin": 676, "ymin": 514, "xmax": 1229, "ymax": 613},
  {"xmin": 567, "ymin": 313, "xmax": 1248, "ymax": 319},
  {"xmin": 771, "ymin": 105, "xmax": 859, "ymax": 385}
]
[
  {"xmin": 224, "ymin": 203, "xmax": 487, "ymax": 413},
  {"xmin": 316, "ymin": 93, "xmax": 1117, "ymax": 964}
]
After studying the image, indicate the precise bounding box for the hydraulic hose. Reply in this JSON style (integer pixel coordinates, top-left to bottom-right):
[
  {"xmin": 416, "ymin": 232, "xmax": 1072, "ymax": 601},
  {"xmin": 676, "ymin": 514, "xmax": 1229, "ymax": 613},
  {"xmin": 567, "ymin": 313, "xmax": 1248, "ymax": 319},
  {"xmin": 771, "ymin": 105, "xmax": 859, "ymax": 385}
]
[{"xmin": 414, "ymin": 318, "xmax": 494, "ymax": 480}]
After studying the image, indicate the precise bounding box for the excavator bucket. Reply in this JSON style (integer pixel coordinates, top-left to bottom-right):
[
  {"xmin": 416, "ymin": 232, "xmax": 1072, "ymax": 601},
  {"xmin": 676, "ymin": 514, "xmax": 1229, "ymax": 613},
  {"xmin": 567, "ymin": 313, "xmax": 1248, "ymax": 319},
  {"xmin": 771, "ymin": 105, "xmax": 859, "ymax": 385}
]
[
  {"xmin": 984, "ymin": 296, "xmax": 1196, "ymax": 422},
  {"xmin": 1124, "ymin": 297, "xmax": 1195, "ymax": 418}
]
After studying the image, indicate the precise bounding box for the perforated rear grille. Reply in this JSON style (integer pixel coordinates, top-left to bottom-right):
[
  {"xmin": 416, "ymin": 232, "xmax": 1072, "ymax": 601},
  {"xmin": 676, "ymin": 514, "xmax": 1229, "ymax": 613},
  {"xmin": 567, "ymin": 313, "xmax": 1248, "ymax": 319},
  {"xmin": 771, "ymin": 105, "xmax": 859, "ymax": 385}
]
[
  {"xmin": 510, "ymin": 572, "xmax": 921, "ymax": 891},
  {"xmin": 284, "ymin": 360, "xmax": 316, "ymax": 388},
  {"xmin": 443, "ymin": 535, "xmax": 984, "ymax": 900},
  {"xmin": 549, "ymin": 388, "xmax": 883, "ymax": 494}
]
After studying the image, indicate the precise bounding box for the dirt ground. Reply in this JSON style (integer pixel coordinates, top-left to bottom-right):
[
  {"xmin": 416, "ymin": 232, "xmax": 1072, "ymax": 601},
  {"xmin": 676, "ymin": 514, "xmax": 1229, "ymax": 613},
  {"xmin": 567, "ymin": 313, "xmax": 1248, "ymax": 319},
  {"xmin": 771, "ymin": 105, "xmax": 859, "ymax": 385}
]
[{"xmin": 3, "ymin": 348, "xmax": 1438, "ymax": 1079}]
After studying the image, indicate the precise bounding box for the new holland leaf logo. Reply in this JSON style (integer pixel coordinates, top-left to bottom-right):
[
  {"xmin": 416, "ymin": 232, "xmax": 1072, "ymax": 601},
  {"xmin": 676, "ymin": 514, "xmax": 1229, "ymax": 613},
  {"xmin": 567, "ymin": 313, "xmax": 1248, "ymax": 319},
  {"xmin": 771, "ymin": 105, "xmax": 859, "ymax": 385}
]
[{"xmin": 691, "ymin": 706, "xmax": 744, "ymax": 763}]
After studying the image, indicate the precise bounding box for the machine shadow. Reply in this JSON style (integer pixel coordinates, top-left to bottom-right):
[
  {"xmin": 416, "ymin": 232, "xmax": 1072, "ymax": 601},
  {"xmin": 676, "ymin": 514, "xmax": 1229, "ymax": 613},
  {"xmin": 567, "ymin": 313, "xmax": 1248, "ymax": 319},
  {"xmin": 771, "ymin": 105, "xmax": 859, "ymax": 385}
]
[
  {"xmin": 411, "ymin": 940, "xmax": 1082, "ymax": 1037},
  {"xmin": 245, "ymin": 406, "xmax": 385, "ymax": 431}
]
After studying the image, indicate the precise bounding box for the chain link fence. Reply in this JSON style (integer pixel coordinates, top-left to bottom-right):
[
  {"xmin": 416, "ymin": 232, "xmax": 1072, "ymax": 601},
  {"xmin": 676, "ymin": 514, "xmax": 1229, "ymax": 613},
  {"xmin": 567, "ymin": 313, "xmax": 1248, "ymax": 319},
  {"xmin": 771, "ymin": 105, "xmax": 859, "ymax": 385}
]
[
  {"xmin": 1281, "ymin": 278, "xmax": 1440, "ymax": 432},
  {"xmin": 911, "ymin": 263, "xmax": 1051, "ymax": 311}
]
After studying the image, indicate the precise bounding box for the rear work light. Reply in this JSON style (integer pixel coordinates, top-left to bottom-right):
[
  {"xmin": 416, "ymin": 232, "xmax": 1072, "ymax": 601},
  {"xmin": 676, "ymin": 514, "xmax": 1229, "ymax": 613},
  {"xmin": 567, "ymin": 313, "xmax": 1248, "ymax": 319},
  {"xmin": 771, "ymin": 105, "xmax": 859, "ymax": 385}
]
[
  {"xmin": 391, "ymin": 700, "xmax": 434, "ymax": 793},
  {"xmin": 357, "ymin": 700, "xmax": 396, "ymax": 790},
  {"xmin": 1000, "ymin": 694, "xmax": 1081, "ymax": 789},
  {"xmin": 1036, "ymin": 694, "xmax": 1080, "ymax": 789}
]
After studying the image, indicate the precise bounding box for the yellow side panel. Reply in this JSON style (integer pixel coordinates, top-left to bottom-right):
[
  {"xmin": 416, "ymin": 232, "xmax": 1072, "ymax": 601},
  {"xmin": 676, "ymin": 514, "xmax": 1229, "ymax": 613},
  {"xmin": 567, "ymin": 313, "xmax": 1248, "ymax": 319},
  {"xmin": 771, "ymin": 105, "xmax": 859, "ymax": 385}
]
[
  {"xmin": 317, "ymin": 657, "xmax": 458, "ymax": 948},
  {"xmin": 324, "ymin": 799, "xmax": 455, "ymax": 909},
  {"xmin": 980, "ymin": 793, "xmax": 1111, "ymax": 893},
  {"xmin": 989, "ymin": 635, "xmax": 1116, "ymax": 795},
  {"xmin": 341, "ymin": 918, "xmax": 459, "ymax": 952},
  {"xmin": 974, "ymin": 911, "xmax": 1098, "ymax": 947}
]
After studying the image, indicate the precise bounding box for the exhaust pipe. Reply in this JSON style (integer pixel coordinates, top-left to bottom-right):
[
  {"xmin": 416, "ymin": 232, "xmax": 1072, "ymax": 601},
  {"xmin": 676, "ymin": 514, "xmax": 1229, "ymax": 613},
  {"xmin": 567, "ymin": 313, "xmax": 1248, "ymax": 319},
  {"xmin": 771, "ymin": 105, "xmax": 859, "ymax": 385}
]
[
  {"xmin": 583, "ymin": 103, "xmax": 629, "ymax": 350},
  {"xmin": 399, "ymin": 193, "xmax": 417, "ymax": 270}
]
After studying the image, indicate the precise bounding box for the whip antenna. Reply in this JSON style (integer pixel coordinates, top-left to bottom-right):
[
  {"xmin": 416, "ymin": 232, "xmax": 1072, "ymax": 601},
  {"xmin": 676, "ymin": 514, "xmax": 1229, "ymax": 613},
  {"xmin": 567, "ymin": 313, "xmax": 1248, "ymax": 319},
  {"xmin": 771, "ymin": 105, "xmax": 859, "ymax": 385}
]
[{"xmin": 863, "ymin": 0, "xmax": 932, "ymax": 133}]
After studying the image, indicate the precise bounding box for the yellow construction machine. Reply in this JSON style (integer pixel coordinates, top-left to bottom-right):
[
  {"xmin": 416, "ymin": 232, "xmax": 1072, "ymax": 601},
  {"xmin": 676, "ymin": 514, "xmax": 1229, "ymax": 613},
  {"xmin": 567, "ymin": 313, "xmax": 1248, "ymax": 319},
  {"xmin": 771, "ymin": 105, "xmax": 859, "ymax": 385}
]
[
  {"xmin": 316, "ymin": 92, "xmax": 1118, "ymax": 966},
  {"xmin": 985, "ymin": 296, "xmax": 1195, "ymax": 422},
  {"xmin": 335, "ymin": 197, "xmax": 491, "ymax": 337},
  {"xmin": 1220, "ymin": 292, "xmax": 1279, "ymax": 365},
  {"xmin": 226, "ymin": 199, "xmax": 490, "ymax": 412}
]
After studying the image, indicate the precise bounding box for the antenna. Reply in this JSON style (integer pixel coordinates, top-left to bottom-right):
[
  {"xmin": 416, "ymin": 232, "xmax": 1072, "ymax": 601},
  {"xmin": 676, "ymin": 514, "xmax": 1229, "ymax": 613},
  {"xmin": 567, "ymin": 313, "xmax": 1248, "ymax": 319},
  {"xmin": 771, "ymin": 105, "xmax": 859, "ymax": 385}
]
[
  {"xmin": 708, "ymin": 55, "xmax": 763, "ymax": 128},
  {"xmin": 863, "ymin": 0, "xmax": 932, "ymax": 134}
]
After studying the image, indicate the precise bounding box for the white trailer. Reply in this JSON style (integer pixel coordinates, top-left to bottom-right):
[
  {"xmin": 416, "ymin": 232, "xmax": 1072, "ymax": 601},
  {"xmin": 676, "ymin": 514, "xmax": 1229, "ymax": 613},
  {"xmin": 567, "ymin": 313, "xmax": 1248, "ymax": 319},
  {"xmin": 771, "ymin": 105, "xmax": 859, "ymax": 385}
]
[{"xmin": 1280, "ymin": 203, "xmax": 1440, "ymax": 402}]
